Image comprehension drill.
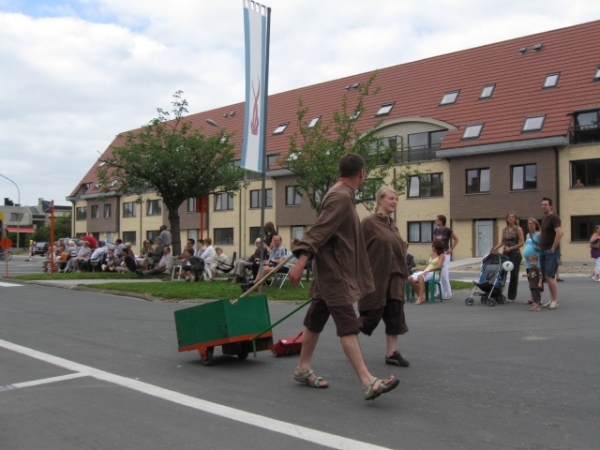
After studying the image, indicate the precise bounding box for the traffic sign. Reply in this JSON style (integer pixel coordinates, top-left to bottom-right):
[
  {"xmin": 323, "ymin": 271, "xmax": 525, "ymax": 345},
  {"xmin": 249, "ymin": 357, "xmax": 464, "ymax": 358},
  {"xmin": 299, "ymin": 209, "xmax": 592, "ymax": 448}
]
[{"xmin": 0, "ymin": 238, "xmax": 12, "ymax": 250}]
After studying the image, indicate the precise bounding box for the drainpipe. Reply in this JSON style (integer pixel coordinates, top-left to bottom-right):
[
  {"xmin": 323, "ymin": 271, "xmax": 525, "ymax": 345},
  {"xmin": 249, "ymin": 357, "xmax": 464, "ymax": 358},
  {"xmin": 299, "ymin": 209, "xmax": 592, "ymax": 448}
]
[{"xmin": 553, "ymin": 146, "xmax": 560, "ymax": 216}]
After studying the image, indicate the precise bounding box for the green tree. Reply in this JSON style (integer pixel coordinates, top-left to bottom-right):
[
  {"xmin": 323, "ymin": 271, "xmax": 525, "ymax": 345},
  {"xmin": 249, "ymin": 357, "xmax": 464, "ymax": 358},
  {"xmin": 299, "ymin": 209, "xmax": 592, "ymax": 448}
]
[
  {"xmin": 281, "ymin": 72, "xmax": 419, "ymax": 212},
  {"xmin": 29, "ymin": 214, "xmax": 72, "ymax": 243},
  {"xmin": 96, "ymin": 92, "xmax": 244, "ymax": 255}
]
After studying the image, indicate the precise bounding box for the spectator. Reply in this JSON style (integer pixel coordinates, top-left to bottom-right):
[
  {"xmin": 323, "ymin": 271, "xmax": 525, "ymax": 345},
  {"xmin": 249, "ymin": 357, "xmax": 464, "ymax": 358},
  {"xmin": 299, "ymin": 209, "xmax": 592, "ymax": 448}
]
[
  {"xmin": 589, "ymin": 224, "xmax": 600, "ymax": 282},
  {"xmin": 230, "ymin": 238, "xmax": 266, "ymax": 284},
  {"xmin": 116, "ymin": 247, "xmax": 139, "ymax": 273},
  {"xmin": 199, "ymin": 237, "xmax": 215, "ymax": 268},
  {"xmin": 140, "ymin": 237, "xmax": 164, "ymax": 271},
  {"xmin": 114, "ymin": 238, "xmax": 125, "ymax": 258},
  {"xmin": 263, "ymin": 222, "xmax": 278, "ymax": 252},
  {"xmin": 103, "ymin": 248, "xmax": 121, "ymax": 272},
  {"xmin": 81, "ymin": 235, "xmax": 98, "ymax": 250},
  {"xmin": 573, "ymin": 179, "xmax": 585, "ymax": 187},
  {"xmin": 209, "ymin": 247, "xmax": 232, "ymax": 281},
  {"xmin": 75, "ymin": 241, "xmax": 92, "ymax": 272},
  {"xmin": 180, "ymin": 248, "xmax": 204, "ymax": 282},
  {"xmin": 88, "ymin": 240, "xmax": 108, "ymax": 270},
  {"xmin": 242, "ymin": 235, "xmax": 288, "ymax": 291},
  {"xmin": 138, "ymin": 246, "xmax": 171, "ymax": 277},
  {"xmin": 159, "ymin": 224, "xmax": 172, "ymax": 247},
  {"xmin": 196, "ymin": 239, "xmax": 206, "ymax": 258}
]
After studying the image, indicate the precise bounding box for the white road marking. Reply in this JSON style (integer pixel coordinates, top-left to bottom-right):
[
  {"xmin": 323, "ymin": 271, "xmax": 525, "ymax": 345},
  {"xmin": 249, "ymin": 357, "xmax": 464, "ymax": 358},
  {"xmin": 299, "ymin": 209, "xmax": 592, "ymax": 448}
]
[
  {"xmin": 0, "ymin": 282, "xmax": 22, "ymax": 287},
  {"xmin": 0, "ymin": 372, "xmax": 89, "ymax": 391},
  {"xmin": 0, "ymin": 339, "xmax": 393, "ymax": 450}
]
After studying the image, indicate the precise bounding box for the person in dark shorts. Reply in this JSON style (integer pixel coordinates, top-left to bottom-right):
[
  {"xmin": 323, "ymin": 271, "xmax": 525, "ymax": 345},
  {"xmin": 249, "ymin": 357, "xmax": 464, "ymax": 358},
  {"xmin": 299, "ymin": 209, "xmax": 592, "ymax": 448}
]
[
  {"xmin": 539, "ymin": 197, "xmax": 563, "ymax": 310},
  {"xmin": 288, "ymin": 154, "xmax": 400, "ymax": 401}
]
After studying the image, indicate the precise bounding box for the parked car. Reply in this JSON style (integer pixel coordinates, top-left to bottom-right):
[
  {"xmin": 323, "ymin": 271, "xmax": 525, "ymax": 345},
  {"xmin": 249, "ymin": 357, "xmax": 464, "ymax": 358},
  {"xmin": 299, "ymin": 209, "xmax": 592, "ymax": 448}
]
[{"xmin": 33, "ymin": 242, "xmax": 49, "ymax": 256}]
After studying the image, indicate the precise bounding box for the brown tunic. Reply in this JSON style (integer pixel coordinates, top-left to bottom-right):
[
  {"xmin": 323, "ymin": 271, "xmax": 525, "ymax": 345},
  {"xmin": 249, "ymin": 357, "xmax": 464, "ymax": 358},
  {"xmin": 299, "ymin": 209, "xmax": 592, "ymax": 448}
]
[
  {"xmin": 359, "ymin": 213, "xmax": 408, "ymax": 311},
  {"xmin": 293, "ymin": 183, "xmax": 375, "ymax": 306}
]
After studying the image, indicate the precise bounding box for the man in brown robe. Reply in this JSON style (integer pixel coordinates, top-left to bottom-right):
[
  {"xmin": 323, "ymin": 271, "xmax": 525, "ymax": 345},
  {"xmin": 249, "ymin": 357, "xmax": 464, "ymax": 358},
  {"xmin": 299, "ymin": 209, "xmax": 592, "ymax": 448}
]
[{"xmin": 289, "ymin": 153, "xmax": 400, "ymax": 400}]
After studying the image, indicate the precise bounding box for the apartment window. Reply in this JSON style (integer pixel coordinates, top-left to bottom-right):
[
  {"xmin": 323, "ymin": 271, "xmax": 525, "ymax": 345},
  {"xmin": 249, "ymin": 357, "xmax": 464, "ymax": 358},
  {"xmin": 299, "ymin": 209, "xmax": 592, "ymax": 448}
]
[
  {"xmin": 91, "ymin": 205, "xmax": 99, "ymax": 219},
  {"xmin": 466, "ymin": 168, "xmax": 490, "ymax": 194},
  {"xmin": 249, "ymin": 227, "xmax": 261, "ymax": 243},
  {"xmin": 355, "ymin": 178, "xmax": 380, "ymax": 202},
  {"xmin": 146, "ymin": 199, "xmax": 162, "ymax": 216},
  {"xmin": 462, "ymin": 124, "xmax": 483, "ymax": 139},
  {"xmin": 215, "ymin": 192, "xmax": 234, "ymax": 211},
  {"xmin": 273, "ymin": 123, "xmax": 289, "ymax": 135},
  {"xmin": 214, "ymin": 228, "xmax": 234, "ymax": 245},
  {"xmin": 543, "ymin": 73, "xmax": 560, "ymax": 88},
  {"xmin": 376, "ymin": 102, "xmax": 395, "ymax": 116},
  {"xmin": 308, "ymin": 116, "xmax": 321, "ymax": 128},
  {"xmin": 187, "ymin": 197, "xmax": 196, "ymax": 212},
  {"xmin": 267, "ymin": 154, "xmax": 279, "ymax": 169},
  {"xmin": 76, "ymin": 207, "xmax": 87, "ymax": 221},
  {"xmin": 408, "ymin": 221, "xmax": 435, "ymax": 243},
  {"xmin": 479, "ymin": 84, "xmax": 495, "ymax": 99},
  {"xmin": 407, "ymin": 130, "xmax": 447, "ymax": 150},
  {"xmin": 522, "ymin": 115, "xmax": 545, "ymax": 132},
  {"xmin": 511, "ymin": 164, "xmax": 537, "ymax": 191},
  {"xmin": 104, "ymin": 204, "xmax": 111, "ymax": 218},
  {"xmin": 291, "ymin": 226, "xmax": 304, "ymax": 240},
  {"xmin": 250, "ymin": 189, "xmax": 273, "ymax": 208},
  {"xmin": 10, "ymin": 213, "xmax": 19, "ymax": 221},
  {"xmin": 147, "ymin": 230, "xmax": 160, "ymax": 242},
  {"xmin": 571, "ymin": 216, "xmax": 600, "ymax": 241},
  {"xmin": 570, "ymin": 159, "xmax": 600, "ymax": 187},
  {"xmin": 123, "ymin": 202, "xmax": 137, "ymax": 218},
  {"xmin": 408, "ymin": 173, "xmax": 444, "ymax": 198},
  {"xmin": 122, "ymin": 231, "xmax": 136, "ymax": 245},
  {"xmin": 440, "ymin": 91, "xmax": 459, "ymax": 105},
  {"xmin": 570, "ymin": 109, "xmax": 600, "ymax": 144},
  {"xmin": 285, "ymin": 186, "xmax": 301, "ymax": 206}
]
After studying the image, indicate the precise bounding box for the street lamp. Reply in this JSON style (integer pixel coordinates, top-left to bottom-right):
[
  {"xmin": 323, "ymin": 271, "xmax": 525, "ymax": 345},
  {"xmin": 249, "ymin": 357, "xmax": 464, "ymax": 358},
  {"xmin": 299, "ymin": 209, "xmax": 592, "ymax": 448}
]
[
  {"xmin": 0, "ymin": 173, "xmax": 21, "ymax": 253},
  {"xmin": 206, "ymin": 119, "xmax": 243, "ymax": 148}
]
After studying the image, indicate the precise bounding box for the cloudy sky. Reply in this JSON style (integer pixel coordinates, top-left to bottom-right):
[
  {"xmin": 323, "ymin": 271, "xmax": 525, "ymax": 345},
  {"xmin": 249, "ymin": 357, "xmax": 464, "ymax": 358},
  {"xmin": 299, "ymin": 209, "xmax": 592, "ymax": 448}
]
[{"xmin": 1, "ymin": 0, "xmax": 599, "ymax": 207}]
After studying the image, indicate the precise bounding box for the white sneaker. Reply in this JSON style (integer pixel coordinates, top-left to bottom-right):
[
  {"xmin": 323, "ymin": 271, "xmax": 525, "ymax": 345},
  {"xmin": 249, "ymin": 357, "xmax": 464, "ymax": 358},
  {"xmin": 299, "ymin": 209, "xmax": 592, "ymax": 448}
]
[
  {"xmin": 547, "ymin": 301, "xmax": 559, "ymax": 310},
  {"xmin": 541, "ymin": 299, "xmax": 552, "ymax": 308}
]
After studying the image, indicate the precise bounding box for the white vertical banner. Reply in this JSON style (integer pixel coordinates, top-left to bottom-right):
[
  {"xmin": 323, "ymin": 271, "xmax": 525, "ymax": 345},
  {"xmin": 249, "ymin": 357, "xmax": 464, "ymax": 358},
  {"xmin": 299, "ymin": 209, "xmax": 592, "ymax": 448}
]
[{"xmin": 242, "ymin": 0, "xmax": 270, "ymax": 173}]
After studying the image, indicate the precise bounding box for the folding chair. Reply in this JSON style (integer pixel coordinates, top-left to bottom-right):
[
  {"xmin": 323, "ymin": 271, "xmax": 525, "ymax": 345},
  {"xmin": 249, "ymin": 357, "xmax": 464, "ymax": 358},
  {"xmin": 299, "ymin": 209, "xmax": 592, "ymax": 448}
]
[{"xmin": 273, "ymin": 267, "xmax": 303, "ymax": 289}]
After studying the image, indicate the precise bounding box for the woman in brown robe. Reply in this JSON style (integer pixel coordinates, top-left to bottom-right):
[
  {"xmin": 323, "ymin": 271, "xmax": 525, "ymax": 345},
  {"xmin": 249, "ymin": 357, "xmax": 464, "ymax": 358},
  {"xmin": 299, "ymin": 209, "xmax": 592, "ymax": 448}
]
[{"xmin": 359, "ymin": 186, "xmax": 410, "ymax": 367}]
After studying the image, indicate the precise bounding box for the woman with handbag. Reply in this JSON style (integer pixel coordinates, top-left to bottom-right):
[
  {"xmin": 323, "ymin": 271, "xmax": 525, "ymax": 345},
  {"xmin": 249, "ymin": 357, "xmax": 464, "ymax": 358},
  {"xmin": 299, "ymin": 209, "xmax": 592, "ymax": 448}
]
[
  {"xmin": 522, "ymin": 218, "xmax": 541, "ymax": 304},
  {"xmin": 589, "ymin": 225, "xmax": 600, "ymax": 282}
]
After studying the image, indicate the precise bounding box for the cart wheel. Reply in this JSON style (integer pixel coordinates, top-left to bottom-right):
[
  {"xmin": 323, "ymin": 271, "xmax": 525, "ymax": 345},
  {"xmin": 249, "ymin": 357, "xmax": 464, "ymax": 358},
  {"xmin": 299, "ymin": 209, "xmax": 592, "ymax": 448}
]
[
  {"xmin": 487, "ymin": 298, "xmax": 496, "ymax": 307},
  {"xmin": 201, "ymin": 347, "xmax": 215, "ymax": 366},
  {"xmin": 236, "ymin": 347, "xmax": 249, "ymax": 360},
  {"xmin": 465, "ymin": 297, "xmax": 474, "ymax": 306}
]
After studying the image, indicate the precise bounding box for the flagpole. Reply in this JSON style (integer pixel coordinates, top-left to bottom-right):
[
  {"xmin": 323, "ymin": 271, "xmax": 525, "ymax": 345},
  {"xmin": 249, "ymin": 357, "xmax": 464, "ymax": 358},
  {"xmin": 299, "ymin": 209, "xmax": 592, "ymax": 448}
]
[{"xmin": 258, "ymin": 6, "xmax": 271, "ymax": 287}]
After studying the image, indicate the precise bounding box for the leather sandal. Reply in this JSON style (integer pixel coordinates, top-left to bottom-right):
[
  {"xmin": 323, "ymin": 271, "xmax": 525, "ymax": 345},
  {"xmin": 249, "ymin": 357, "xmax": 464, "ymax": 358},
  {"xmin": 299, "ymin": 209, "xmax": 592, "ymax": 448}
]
[
  {"xmin": 414, "ymin": 296, "xmax": 425, "ymax": 305},
  {"xmin": 363, "ymin": 376, "xmax": 399, "ymax": 401},
  {"xmin": 294, "ymin": 368, "xmax": 328, "ymax": 388}
]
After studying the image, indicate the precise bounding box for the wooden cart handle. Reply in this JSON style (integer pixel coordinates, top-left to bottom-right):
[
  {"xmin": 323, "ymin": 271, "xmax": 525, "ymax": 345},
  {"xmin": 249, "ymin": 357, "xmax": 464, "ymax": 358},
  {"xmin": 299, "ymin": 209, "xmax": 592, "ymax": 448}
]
[{"xmin": 231, "ymin": 254, "xmax": 295, "ymax": 304}]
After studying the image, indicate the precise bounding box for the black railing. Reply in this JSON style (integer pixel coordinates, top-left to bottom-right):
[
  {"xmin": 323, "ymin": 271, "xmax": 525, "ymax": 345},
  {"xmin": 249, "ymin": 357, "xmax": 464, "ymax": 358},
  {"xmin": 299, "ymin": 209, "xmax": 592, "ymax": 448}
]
[{"xmin": 569, "ymin": 126, "xmax": 600, "ymax": 144}]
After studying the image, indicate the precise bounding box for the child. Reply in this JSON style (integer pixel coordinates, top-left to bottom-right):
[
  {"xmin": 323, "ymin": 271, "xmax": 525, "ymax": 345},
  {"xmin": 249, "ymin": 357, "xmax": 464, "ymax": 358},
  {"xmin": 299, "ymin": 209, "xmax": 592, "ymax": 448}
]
[{"xmin": 523, "ymin": 254, "xmax": 542, "ymax": 311}]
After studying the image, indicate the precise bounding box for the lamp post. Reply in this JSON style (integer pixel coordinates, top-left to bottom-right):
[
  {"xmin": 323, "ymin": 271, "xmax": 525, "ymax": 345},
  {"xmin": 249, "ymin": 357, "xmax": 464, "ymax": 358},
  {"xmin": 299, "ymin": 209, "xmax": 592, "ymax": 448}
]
[
  {"xmin": 206, "ymin": 119, "xmax": 243, "ymax": 148},
  {"xmin": 0, "ymin": 173, "xmax": 21, "ymax": 253}
]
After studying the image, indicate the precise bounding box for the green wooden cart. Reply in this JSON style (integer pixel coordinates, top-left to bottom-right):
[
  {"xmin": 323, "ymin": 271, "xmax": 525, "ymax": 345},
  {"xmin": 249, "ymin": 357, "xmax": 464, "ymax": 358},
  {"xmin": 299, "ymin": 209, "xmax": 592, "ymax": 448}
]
[{"xmin": 174, "ymin": 294, "xmax": 274, "ymax": 365}]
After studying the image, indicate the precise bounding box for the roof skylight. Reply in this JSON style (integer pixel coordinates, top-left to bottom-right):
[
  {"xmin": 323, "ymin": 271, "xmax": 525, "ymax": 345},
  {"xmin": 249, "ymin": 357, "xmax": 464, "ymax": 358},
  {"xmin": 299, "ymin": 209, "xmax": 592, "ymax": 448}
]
[
  {"xmin": 595, "ymin": 66, "xmax": 600, "ymax": 80},
  {"xmin": 543, "ymin": 73, "xmax": 560, "ymax": 88},
  {"xmin": 440, "ymin": 91, "xmax": 459, "ymax": 105},
  {"xmin": 273, "ymin": 123, "xmax": 289, "ymax": 135},
  {"xmin": 462, "ymin": 124, "xmax": 483, "ymax": 139},
  {"xmin": 349, "ymin": 109, "xmax": 362, "ymax": 121},
  {"xmin": 376, "ymin": 102, "xmax": 395, "ymax": 116},
  {"xmin": 308, "ymin": 116, "xmax": 321, "ymax": 128},
  {"xmin": 479, "ymin": 84, "xmax": 495, "ymax": 99},
  {"xmin": 522, "ymin": 115, "xmax": 545, "ymax": 132}
]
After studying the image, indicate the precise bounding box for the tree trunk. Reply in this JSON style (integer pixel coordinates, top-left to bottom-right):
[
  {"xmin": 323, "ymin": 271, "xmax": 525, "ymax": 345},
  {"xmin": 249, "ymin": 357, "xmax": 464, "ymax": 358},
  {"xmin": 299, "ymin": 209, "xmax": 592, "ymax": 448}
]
[{"xmin": 167, "ymin": 206, "xmax": 182, "ymax": 256}]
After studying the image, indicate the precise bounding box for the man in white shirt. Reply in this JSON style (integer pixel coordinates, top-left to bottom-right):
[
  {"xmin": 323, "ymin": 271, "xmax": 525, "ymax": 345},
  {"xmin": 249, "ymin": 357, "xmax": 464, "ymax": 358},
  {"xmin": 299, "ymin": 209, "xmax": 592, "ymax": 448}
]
[{"xmin": 138, "ymin": 247, "xmax": 172, "ymax": 277}]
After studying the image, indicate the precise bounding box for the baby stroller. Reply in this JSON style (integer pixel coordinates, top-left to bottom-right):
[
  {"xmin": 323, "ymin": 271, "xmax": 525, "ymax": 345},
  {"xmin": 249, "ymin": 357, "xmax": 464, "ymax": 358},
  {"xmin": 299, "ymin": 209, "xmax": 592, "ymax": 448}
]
[{"xmin": 465, "ymin": 253, "xmax": 509, "ymax": 307}]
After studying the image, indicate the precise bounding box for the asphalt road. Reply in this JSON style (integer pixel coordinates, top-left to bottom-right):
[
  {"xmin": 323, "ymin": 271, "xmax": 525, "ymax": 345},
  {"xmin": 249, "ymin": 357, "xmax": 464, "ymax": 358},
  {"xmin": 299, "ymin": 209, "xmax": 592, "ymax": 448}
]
[{"xmin": 0, "ymin": 275, "xmax": 599, "ymax": 449}]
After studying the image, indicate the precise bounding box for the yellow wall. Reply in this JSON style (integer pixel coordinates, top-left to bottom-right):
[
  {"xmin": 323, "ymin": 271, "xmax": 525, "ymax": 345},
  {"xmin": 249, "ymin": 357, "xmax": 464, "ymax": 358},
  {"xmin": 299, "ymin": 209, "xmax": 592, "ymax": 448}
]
[{"xmin": 73, "ymin": 200, "xmax": 87, "ymax": 236}]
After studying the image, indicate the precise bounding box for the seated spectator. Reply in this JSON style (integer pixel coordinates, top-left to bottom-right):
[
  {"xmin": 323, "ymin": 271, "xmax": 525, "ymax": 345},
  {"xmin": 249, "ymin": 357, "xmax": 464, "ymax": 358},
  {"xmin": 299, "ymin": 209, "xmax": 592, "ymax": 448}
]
[
  {"xmin": 209, "ymin": 247, "xmax": 232, "ymax": 281},
  {"xmin": 196, "ymin": 239, "xmax": 206, "ymax": 258},
  {"xmin": 242, "ymin": 235, "xmax": 290, "ymax": 291},
  {"xmin": 180, "ymin": 248, "xmax": 205, "ymax": 282},
  {"xmin": 178, "ymin": 239, "xmax": 196, "ymax": 260},
  {"xmin": 137, "ymin": 239, "xmax": 153, "ymax": 264},
  {"xmin": 405, "ymin": 242, "xmax": 416, "ymax": 273},
  {"xmin": 76, "ymin": 241, "xmax": 92, "ymax": 272},
  {"xmin": 199, "ymin": 237, "xmax": 214, "ymax": 267},
  {"xmin": 102, "ymin": 248, "xmax": 121, "ymax": 272},
  {"xmin": 43, "ymin": 245, "xmax": 66, "ymax": 273},
  {"xmin": 140, "ymin": 237, "xmax": 164, "ymax": 271},
  {"xmin": 81, "ymin": 235, "xmax": 98, "ymax": 250},
  {"xmin": 114, "ymin": 238, "xmax": 125, "ymax": 259},
  {"xmin": 138, "ymin": 246, "xmax": 171, "ymax": 277},
  {"xmin": 88, "ymin": 240, "xmax": 108, "ymax": 271},
  {"xmin": 116, "ymin": 247, "xmax": 139, "ymax": 273},
  {"xmin": 231, "ymin": 238, "xmax": 268, "ymax": 284}
]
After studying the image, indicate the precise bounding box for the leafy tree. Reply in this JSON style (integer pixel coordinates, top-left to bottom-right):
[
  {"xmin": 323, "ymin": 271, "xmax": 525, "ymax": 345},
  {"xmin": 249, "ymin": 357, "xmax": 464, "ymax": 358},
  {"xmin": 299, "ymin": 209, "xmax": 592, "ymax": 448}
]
[
  {"xmin": 281, "ymin": 72, "xmax": 420, "ymax": 211},
  {"xmin": 29, "ymin": 214, "xmax": 72, "ymax": 243},
  {"xmin": 96, "ymin": 92, "xmax": 245, "ymax": 255}
]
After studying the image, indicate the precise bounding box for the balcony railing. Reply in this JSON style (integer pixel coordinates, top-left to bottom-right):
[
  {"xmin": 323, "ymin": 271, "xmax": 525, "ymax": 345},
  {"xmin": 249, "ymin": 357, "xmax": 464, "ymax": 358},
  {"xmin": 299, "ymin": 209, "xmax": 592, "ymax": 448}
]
[{"xmin": 569, "ymin": 125, "xmax": 600, "ymax": 144}]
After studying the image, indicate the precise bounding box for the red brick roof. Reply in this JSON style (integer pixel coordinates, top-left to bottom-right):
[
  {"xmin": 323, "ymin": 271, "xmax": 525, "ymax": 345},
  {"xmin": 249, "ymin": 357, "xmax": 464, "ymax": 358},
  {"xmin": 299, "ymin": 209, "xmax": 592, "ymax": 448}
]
[{"xmin": 70, "ymin": 20, "xmax": 600, "ymax": 198}]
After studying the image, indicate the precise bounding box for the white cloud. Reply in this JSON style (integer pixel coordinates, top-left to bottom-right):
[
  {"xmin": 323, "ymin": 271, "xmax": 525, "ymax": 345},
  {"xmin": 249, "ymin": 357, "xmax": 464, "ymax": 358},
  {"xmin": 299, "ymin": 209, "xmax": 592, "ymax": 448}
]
[{"xmin": 1, "ymin": 0, "xmax": 600, "ymax": 206}]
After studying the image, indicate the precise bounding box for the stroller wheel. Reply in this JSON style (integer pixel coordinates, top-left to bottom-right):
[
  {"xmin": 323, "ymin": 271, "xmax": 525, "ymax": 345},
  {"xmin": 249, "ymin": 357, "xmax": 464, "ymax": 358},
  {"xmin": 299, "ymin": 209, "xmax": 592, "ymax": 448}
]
[
  {"xmin": 487, "ymin": 298, "xmax": 496, "ymax": 307},
  {"xmin": 480, "ymin": 298, "xmax": 486, "ymax": 304},
  {"xmin": 465, "ymin": 297, "xmax": 474, "ymax": 306},
  {"xmin": 498, "ymin": 295, "xmax": 507, "ymax": 304}
]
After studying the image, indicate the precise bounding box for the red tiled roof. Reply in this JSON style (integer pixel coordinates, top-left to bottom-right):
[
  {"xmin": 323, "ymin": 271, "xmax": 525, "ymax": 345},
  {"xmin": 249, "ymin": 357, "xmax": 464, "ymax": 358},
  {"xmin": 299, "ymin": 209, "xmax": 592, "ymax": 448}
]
[{"xmin": 70, "ymin": 20, "xmax": 600, "ymax": 198}]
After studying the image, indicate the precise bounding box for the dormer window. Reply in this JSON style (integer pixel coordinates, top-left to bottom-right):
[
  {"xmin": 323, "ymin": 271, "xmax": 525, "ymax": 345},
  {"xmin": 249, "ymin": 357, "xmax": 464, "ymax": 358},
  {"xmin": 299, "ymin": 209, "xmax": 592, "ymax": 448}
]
[
  {"xmin": 440, "ymin": 91, "xmax": 459, "ymax": 105},
  {"xmin": 462, "ymin": 124, "xmax": 483, "ymax": 139},
  {"xmin": 479, "ymin": 84, "xmax": 495, "ymax": 99},
  {"xmin": 543, "ymin": 73, "xmax": 560, "ymax": 89},
  {"xmin": 375, "ymin": 102, "xmax": 395, "ymax": 116},
  {"xmin": 273, "ymin": 123, "xmax": 289, "ymax": 135}
]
